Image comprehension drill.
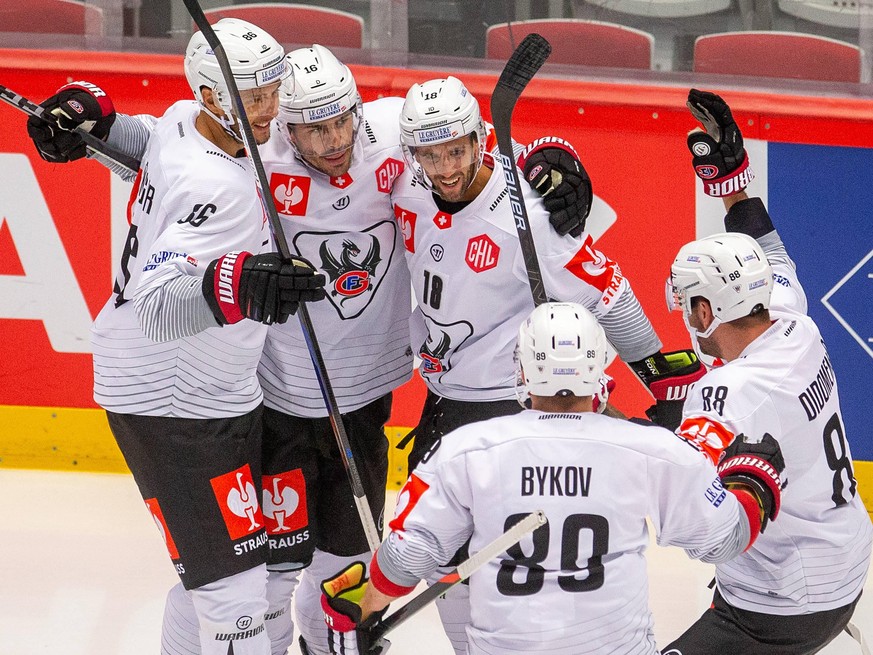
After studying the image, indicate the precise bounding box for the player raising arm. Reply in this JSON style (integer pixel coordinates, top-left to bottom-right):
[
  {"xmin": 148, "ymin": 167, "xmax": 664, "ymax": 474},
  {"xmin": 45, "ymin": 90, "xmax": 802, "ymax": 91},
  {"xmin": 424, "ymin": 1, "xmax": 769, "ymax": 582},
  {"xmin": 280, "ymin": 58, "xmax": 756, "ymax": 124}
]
[
  {"xmin": 662, "ymin": 89, "xmax": 872, "ymax": 654},
  {"xmin": 320, "ymin": 302, "xmax": 784, "ymax": 655}
]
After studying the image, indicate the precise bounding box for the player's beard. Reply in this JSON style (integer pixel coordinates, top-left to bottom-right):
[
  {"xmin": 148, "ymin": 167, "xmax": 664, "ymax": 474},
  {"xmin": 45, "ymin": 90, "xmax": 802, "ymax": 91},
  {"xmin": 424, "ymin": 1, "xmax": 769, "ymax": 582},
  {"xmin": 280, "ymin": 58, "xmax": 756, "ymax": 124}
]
[
  {"xmin": 304, "ymin": 144, "xmax": 354, "ymax": 178},
  {"xmin": 430, "ymin": 161, "xmax": 477, "ymax": 202}
]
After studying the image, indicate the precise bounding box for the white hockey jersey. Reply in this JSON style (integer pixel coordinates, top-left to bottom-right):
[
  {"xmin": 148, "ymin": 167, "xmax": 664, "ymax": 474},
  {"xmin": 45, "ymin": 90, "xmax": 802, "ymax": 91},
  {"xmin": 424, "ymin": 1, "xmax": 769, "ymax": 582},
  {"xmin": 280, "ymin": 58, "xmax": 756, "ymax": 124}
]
[
  {"xmin": 91, "ymin": 101, "xmax": 271, "ymax": 418},
  {"xmin": 679, "ymin": 233, "xmax": 873, "ymax": 615},
  {"xmin": 391, "ymin": 153, "xmax": 631, "ymax": 401},
  {"xmin": 257, "ymin": 97, "xmax": 413, "ymax": 416},
  {"xmin": 379, "ymin": 411, "xmax": 749, "ymax": 655}
]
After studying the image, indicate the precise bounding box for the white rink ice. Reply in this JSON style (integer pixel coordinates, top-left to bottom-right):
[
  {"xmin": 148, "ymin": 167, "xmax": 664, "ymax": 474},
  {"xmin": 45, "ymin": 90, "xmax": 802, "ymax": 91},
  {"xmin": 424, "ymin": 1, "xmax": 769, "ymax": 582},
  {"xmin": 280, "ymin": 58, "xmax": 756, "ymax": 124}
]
[{"xmin": 1, "ymin": 468, "xmax": 871, "ymax": 655}]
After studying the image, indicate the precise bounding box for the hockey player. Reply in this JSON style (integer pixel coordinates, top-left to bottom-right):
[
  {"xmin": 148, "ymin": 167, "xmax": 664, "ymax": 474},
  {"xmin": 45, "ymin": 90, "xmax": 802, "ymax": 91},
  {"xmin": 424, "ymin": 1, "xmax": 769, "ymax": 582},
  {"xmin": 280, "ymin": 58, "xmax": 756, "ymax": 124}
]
[
  {"xmin": 662, "ymin": 89, "xmax": 872, "ymax": 654},
  {"xmin": 26, "ymin": 44, "xmax": 594, "ymax": 655},
  {"xmin": 388, "ymin": 75, "xmax": 706, "ymax": 653},
  {"xmin": 26, "ymin": 20, "xmax": 326, "ymax": 655},
  {"xmin": 320, "ymin": 301, "xmax": 786, "ymax": 655}
]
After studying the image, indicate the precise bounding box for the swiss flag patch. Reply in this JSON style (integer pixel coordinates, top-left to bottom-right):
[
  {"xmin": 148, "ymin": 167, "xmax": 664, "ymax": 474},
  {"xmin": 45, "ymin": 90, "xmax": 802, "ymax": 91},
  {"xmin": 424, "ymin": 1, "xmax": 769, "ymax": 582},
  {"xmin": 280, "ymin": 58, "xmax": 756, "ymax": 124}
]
[{"xmin": 270, "ymin": 172, "xmax": 311, "ymax": 216}]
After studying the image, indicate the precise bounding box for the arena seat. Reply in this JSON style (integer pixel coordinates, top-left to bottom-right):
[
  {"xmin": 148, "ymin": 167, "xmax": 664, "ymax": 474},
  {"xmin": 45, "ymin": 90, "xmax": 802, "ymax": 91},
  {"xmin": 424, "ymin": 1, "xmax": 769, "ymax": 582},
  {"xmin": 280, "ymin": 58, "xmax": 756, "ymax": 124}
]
[
  {"xmin": 0, "ymin": 0, "xmax": 103, "ymax": 34},
  {"xmin": 200, "ymin": 3, "xmax": 364, "ymax": 48},
  {"xmin": 693, "ymin": 30, "xmax": 862, "ymax": 82},
  {"xmin": 581, "ymin": 0, "xmax": 730, "ymax": 18},
  {"xmin": 486, "ymin": 18, "xmax": 654, "ymax": 69}
]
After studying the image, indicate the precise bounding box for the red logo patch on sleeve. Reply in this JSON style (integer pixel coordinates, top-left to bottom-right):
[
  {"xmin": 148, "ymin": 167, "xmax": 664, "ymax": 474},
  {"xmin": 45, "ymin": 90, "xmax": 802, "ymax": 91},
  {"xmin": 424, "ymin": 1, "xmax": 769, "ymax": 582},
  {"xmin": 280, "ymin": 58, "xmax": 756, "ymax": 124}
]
[
  {"xmin": 564, "ymin": 235, "xmax": 624, "ymax": 305},
  {"xmin": 210, "ymin": 465, "xmax": 264, "ymax": 540},
  {"xmin": 144, "ymin": 497, "xmax": 180, "ymax": 560},
  {"xmin": 261, "ymin": 469, "xmax": 309, "ymax": 534},
  {"xmin": 376, "ymin": 158, "xmax": 404, "ymax": 193},
  {"xmin": 269, "ymin": 172, "xmax": 311, "ymax": 216},
  {"xmin": 389, "ymin": 473, "xmax": 430, "ymax": 532},
  {"xmin": 394, "ymin": 204, "xmax": 417, "ymax": 253}
]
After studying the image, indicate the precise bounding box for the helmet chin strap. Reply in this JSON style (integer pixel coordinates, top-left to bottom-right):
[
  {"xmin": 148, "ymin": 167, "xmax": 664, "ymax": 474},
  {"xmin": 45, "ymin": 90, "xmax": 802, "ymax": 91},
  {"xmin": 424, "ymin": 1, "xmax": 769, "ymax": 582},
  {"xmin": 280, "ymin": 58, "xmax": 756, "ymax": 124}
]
[
  {"xmin": 201, "ymin": 101, "xmax": 244, "ymax": 144},
  {"xmin": 683, "ymin": 313, "xmax": 723, "ymax": 369}
]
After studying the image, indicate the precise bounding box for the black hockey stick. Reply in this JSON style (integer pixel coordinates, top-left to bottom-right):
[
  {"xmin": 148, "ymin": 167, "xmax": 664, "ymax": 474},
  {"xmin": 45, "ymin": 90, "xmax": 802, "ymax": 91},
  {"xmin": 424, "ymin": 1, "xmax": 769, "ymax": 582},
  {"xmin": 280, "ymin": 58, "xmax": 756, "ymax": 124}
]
[
  {"xmin": 367, "ymin": 510, "xmax": 547, "ymax": 650},
  {"xmin": 490, "ymin": 33, "xmax": 552, "ymax": 307},
  {"xmin": 0, "ymin": 83, "xmax": 141, "ymax": 175},
  {"xmin": 183, "ymin": 0, "xmax": 381, "ymax": 552}
]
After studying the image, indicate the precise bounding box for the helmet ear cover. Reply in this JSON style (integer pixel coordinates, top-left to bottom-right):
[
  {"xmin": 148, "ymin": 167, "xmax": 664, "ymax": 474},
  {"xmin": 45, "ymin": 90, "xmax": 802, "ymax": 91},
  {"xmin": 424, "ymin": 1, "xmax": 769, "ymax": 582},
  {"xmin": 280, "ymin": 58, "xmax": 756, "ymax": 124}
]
[
  {"xmin": 399, "ymin": 76, "xmax": 486, "ymax": 192},
  {"xmin": 515, "ymin": 302, "xmax": 610, "ymax": 405}
]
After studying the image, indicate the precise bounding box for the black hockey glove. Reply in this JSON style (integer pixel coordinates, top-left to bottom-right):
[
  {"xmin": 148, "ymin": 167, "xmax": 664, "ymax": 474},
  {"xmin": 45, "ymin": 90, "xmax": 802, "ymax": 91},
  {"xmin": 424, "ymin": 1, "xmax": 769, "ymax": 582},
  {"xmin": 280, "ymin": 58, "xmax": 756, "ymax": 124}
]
[
  {"xmin": 718, "ymin": 432, "xmax": 785, "ymax": 533},
  {"xmin": 632, "ymin": 349, "xmax": 705, "ymax": 432},
  {"xmin": 202, "ymin": 251, "xmax": 326, "ymax": 326},
  {"xmin": 26, "ymin": 81, "xmax": 116, "ymax": 163},
  {"xmin": 322, "ymin": 562, "xmax": 388, "ymax": 655},
  {"xmin": 520, "ymin": 137, "xmax": 593, "ymax": 238},
  {"xmin": 686, "ymin": 88, "xmax": 754, "ymax": 197}
]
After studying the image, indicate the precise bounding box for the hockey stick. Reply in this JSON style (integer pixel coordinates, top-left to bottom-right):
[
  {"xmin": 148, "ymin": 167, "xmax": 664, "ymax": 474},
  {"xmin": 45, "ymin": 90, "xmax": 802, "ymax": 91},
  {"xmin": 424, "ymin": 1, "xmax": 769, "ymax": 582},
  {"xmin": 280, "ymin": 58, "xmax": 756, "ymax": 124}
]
[
  {"xmin": 367, "ymin": 510, "xmax": 547, "ymax": 650},
  {"xmin": 490, "ymin": 33, "xmax": 552, "ymax": 307},
  {"xmin": 183, "ymin": 0, "xmax": 381, "ymax": 552},
  {"xmin": 0, "ymin": 83, "xmax": 141, "ymax": 175}
]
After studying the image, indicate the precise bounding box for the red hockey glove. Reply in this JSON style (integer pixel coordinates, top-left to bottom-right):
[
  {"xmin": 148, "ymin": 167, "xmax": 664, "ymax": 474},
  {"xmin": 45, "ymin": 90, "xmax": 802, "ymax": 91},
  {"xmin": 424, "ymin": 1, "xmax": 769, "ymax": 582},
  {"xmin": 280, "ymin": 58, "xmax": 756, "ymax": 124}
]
[
  {"xmin": 519, "ymin": 137, "xmax": 593, "ymax": 238},
  {"xmin": 26, "ymin": 81, "xmax": 116, "ymax": 163},
  {"xmin": 686, "ymin": 88, "xmax": 754, "ymax": 197},
  {"xmin": 202, "ymin": 252, "xmax": 326, "ymax": 326},
  {"xmin": 321, "ymin": 562, "xmax": 387, "ymax": 655},
  {"xmin": 718, "ymin": 432, "xmax": 784, "ymax": 537},
  {"xmin": 633, "ymin": 349, "xmax": 705, "ymax": 431},
  {"xmin": 591, "ymin": 374, "xmax": 616, "ymax": 414}
]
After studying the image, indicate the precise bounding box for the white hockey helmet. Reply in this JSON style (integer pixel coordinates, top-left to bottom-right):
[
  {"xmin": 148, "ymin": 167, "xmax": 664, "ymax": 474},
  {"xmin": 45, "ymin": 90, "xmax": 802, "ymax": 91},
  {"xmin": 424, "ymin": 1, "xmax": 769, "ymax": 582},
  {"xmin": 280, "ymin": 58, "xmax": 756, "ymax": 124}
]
[
  {"xmin": 278, "ymin": 44, "xmax": 361, "ymax": 125},
  {"xmin": 669, "ymin": 232, "xmax": 772, "ymax": 339},
  {"xmin": 184, "ymin": 18, "xmax": 288, "ymax": 120},
  {"xmin": 515, "ymin": 302, "xmax": 610, "ymax": 404},
  {"xmin": 399, "ymin": 76, "xmax": 486, "ymax": 191}
]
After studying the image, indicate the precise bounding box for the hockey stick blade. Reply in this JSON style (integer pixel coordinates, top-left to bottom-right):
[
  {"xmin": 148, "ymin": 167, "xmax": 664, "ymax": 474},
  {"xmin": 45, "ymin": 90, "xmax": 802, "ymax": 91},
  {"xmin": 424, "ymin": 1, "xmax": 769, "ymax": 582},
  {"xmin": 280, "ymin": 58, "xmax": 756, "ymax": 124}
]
[
  {"xmin": 183, "ymin": 1, "xmax": 382, "ymax": 552},
  {"xmin": 495, "ymin": 33, "xmax": 552, "ymax": 98},
  {"xmin": 367, "ymin": 510, "xmax": 547, "ymax": 647},
  {"xmin": 1, "ymin": 83, "xmax": 140, "ymax": 174},
  {"xmin": 490, "ymin": 34, "xmax": 551, "ymax": 307}
]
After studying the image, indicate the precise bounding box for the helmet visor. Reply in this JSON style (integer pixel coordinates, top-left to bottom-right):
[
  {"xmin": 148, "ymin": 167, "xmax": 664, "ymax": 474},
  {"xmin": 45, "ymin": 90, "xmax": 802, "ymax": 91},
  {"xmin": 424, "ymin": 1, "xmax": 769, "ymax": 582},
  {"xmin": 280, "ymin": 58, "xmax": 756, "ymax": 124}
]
[
  {"xmin": 287, "ymin": 107, "xmax": 359, "ymax": 159},
  {"xmin": 408, "ymin": 135, "xmax": 478, "ymax": 177}
]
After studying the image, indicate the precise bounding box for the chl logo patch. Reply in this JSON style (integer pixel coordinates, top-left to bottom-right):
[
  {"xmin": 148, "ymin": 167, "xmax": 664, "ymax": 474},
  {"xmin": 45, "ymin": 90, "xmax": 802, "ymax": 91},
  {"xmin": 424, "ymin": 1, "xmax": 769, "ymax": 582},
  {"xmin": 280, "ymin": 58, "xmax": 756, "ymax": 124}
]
[
  {"xmin": 376, "ymin": 157, "xmax": 404, "ymax": 194},
  {"xmin": 465, "ymin": 234, "xmax": 500, "ymax": 272},
  {"xmin": 269, "ymin": 172, "xmax": 311, "ymax": 216},
  {"xmin": 395, "ymin": 204, "xmax": 417, "ymax": 253},
  {"xmin": 144, "ymin": 497, "xmax": 179, "ymax": 559},
  {"xmin": 262, "ymin": 469, "xmax": 308, "ymax": 534},
  {"xmin": 210, "ymin": 465, "xmax": 264, "ymax": 540}
]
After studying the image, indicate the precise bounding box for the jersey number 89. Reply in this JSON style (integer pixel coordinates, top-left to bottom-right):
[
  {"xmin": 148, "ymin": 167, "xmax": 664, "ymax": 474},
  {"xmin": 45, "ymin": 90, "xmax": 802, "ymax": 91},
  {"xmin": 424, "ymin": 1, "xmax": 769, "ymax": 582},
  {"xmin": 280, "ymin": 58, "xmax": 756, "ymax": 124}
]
[{"xmin": 497, "ymin": 513, "xmax": 609, "ymax": 596}]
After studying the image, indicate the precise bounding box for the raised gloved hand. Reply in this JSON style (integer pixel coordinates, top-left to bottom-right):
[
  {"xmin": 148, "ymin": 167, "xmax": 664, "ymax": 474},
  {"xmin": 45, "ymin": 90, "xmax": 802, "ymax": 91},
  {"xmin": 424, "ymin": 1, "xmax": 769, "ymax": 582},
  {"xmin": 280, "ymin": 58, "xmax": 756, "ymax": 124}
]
[
  {"xmin": 633, "ymin": 349, "xmax": 706, "ymax": 432},
  {"xmin": 519, "ymin": 137, "xmax": 593, "ymax": 237},
  {"xmin": 718, "ymin": 432, "xmax": 785, "ymax": 534},
  {"xmin": 202, "ymin": 251, "xmax": 326, "ymax": 326},
  {"xmin": 686, "ymin": 88, "xmax": 754, "ymax": 197},
  {"xmin": 321, "ymin": 562, "xmax": 387, "ymax": 655},
  {"xmin": 26, "ymin": 81, "xmax": 116, "ymax": 163}
]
